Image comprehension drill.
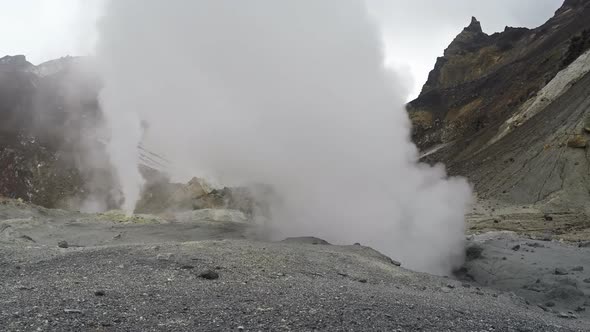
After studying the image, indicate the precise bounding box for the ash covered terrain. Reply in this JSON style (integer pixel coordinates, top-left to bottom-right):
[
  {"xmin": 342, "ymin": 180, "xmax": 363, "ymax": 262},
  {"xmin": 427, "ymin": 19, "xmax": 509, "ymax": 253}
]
[{"xmin": 2, "ymin": 0, "xmax": 590, "ymax": 331}]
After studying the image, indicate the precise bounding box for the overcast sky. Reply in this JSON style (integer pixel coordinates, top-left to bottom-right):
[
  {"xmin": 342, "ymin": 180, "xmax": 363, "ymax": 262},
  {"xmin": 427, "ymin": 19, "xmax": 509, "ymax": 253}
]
[{"xmin": 0, "ymin": 0, "xmax": 563, "ymax": 99}]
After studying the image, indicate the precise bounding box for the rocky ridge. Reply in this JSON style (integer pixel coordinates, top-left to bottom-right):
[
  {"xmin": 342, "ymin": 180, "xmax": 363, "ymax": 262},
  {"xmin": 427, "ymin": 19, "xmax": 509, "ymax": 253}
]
[{"xmin": 408, "ymin": 1, "xmax": 590, "ymax": 214}]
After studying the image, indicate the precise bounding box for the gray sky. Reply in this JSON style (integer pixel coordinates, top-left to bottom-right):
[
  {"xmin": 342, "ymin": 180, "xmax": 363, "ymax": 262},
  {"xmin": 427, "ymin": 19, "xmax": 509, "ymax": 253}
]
[{"xmin": 0, "ymin": 0, "xmax": 563, "ymax": 99}]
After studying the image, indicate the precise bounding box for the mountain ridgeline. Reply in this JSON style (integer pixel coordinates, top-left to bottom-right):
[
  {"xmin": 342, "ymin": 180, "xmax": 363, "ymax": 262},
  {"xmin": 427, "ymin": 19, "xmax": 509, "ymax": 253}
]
[{"xmin": 408, "ymin": 0, "xmax": 590, "ymax": 212}]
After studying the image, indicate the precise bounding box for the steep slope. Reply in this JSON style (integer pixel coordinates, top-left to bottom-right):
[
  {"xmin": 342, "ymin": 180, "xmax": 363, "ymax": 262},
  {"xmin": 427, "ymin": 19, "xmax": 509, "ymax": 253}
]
[
  {"xmin": 408, "ymin": 0, "xmax": 590, "ymax": 212},
  {"xmin": 0, "ymin": 55, "xmax": 111, "ymax": 208}
]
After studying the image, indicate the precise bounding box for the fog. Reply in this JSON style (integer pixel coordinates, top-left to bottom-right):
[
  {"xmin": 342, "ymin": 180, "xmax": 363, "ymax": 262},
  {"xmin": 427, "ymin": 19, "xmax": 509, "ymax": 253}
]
[{"xmin": 96, "ymin": 0, "xmax": 472, "ymax": 274}]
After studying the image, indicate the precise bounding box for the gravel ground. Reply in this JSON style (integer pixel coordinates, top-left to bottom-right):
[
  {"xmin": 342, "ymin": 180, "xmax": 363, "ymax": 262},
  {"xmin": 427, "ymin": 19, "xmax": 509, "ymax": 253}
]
[
  {"xmin": 0, "ymin": 239, "xmax": 588, "ymax": 331},
  {"xmin": 1, "ymin": 199, "xmax": 588, "ymax": 331},
  {"xmin": 464, "ymin": 231, "xmax": 590, "ymax": 321}
]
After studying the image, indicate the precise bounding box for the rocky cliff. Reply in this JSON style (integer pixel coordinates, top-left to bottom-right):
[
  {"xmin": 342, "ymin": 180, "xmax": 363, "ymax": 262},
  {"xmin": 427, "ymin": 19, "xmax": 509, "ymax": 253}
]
[
  {"xmin": 408, "ymin": 0, "xmax": 590, "ymax": 212},
  {"xmin": 0, "ymin": 55, "xmax": 113, "ymax": 208},
  {"xmin": 0, "ymin": 56, "xmax": 256, "ymax": 213}
]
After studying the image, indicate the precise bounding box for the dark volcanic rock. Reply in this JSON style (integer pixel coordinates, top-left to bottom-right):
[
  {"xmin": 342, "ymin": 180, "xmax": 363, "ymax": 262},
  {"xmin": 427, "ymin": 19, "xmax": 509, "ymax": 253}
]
[{"xmin": 198, "ymin": 269, "xmax": 219, "ymax": 280}]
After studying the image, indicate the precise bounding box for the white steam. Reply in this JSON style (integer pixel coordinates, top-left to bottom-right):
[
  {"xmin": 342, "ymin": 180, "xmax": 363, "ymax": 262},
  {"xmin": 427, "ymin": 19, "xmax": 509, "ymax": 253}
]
[{"xmin": 96, "ymin": 0, "xmax": 472, "ymax": 274}]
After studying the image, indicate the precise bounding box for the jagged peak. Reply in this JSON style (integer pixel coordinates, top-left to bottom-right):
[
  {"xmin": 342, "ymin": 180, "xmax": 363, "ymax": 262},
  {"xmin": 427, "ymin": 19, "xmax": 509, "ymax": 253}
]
[
  {"xmin": 0, "ymin": 55, "xmax": 29, "ymax": 65},
  {"xmin": 0, "ymin": 55, "xmax": 34, "ymax": 71},
  {"xmin": 442, "ymin": 16, "xmax": 488, "ymax": 57},
  {"xmin": 465, "ymin": 16, "xmax": 483, "ymax": 33}
]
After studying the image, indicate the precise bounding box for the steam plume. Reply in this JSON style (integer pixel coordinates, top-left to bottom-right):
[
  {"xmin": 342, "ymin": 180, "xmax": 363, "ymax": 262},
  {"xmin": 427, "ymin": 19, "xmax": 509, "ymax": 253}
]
[{"xmin": 96, "ymin": 0, "xmax": 472, "ymax": 274}]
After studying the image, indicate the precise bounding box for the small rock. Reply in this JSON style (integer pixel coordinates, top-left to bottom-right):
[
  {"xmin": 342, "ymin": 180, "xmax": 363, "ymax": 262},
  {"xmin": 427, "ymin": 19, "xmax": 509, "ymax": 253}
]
[
  {"xmin": 156, "ymin": 253, "xmax": 173, "ymax": 260},
  {"xmin": 358, "ymin": 278, "xmax": 368, "ymax": 283},
  {"xmin": 20, "ymin": 235, "xmax": 36, "ymax": 242},
  {"xmin": 94, "ymin": 290, "xmax": 105, "ymax": 296},
  {"xmin": 198, "ymin": 270, "xmax": 219, "ymax": 280},
  {"xmin": 539, "ymin": 235, "xmax": 553, "ymax": 242},
  {"xmin": 583, "ymin": 278, "xmax": 590, "ymax": 283},
  {"xmin": 180, "ymin": 265, "xmax": 195, "ymax": 270},
  {"xmin": 571, "ymin": 266, "xmax": 584, "ymax": 272},
  {"xmin": 446, "ymin": 284, "xmax": 455, "ymax": 289},
  {"xmin": 557, "ymin": 312, "xmax": 577, "ymax": 319},
  {"xmin": 575, "ymin": 306, "xmax": 586, "ymax": 312},
  {"xmin": 64, "ymin": 309, "xmax": 83, "ymax": 314},
  {"xmin": 462, "ymin": 283, "xmax": 471, "ymax": 288},
  {"xmin": 543, "ymin": 214, "xmax": 553, "ymax": 221},
  {"xmin": 58, "ymin": 240, "xmax": 69, "ymax": 248},
  {"xmin": 567, "ymin": 135, "xmax": 587, "ymax": 149},
  {"xmin": 545, "ymin": 301, "xmax": 555, "ymax": 307},
  {"xmin": 578, "ymin": 241, "xmax": 590, "ymax": 248},
  {"xmin": 554, "ymin": 268, "xmax": 568, "ymax": 275},
  {"xmin": 512, "ymin": 244, "xmax": 521, "ymax": 251}
]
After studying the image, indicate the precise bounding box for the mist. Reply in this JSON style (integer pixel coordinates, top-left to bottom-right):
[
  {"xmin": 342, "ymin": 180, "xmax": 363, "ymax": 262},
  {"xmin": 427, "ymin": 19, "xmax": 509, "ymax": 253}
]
[{"xmin": 96, "ymin": 0, "xmax": 472, "ymax": 274}]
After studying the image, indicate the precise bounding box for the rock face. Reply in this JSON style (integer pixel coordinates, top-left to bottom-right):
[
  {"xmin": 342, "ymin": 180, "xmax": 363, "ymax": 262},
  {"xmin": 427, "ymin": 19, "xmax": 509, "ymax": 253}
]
[
  {"xmin": 0, "ymin": 56, "xmax": 262, "ymax": 215},
  {"xmin": 0, "ymin": 55, "xmax": 115, "ymax": 209},
  {"xmin": 408, "ymin": 1, "xmax": 590, "ymax": 211}
]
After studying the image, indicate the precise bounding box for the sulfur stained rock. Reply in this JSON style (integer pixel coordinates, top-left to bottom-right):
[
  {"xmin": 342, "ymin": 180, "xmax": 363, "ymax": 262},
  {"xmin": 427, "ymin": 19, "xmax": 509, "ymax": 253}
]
[{"xmin": 567, "ymin": 135, "xmax": 587, "ymax": 148}]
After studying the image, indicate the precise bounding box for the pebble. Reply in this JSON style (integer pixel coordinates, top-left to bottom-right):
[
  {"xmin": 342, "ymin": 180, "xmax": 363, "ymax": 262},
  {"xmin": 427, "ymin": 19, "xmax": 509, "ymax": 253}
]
[
  {"xmin": 94, "ymin": 290, "xmax": 106, "ymax": 296},
  {"xmin": 571, "ymin": 266, "xmax": 583, "ymax": 272},
  {"xmin": 58, "ymin": 241, "xmax": 69, "ymax": 248},
  {"xmin": 156, "ymin": 253, "xmax": 173, "ymax": 260},
  {"xmin": 554, "ymin": 268, "xmax": 568, "ymax": 275},
  {"xmin": 64, "ymin": 309, "xmax": 82, "ymax": 314}
]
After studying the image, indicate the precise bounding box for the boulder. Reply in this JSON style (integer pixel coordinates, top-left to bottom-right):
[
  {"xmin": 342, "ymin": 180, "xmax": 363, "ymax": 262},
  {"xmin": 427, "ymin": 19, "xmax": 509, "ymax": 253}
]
[{"xmin": 567, "ymin": 134, "xmax": 587, "ymax": 148}]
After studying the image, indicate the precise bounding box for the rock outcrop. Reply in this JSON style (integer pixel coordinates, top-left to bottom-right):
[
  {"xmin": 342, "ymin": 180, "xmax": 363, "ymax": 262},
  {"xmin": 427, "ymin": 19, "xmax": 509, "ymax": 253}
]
[
  {"xmin": 0, "ymin": 55, "xmax": 113, "ymax": 208},
  {"xmin": 408, "ymin": 0, "xmax": 590, "ymax": 212}
]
